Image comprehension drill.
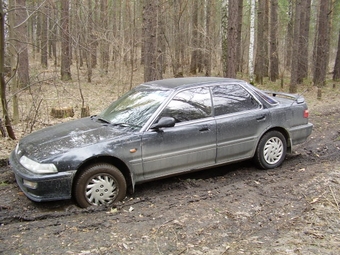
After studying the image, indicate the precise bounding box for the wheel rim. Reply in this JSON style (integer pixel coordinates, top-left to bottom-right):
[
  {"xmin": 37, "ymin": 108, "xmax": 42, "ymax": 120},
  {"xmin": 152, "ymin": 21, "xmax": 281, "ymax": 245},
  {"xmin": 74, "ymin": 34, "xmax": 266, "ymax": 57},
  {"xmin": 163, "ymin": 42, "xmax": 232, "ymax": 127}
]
[
  {"xmin": 85, "ymin": 174, "xmax": 118, "ymax": 206},
  {"xmin": 263, "ymin": 137, "xmax": 284, "ymax": 165}
]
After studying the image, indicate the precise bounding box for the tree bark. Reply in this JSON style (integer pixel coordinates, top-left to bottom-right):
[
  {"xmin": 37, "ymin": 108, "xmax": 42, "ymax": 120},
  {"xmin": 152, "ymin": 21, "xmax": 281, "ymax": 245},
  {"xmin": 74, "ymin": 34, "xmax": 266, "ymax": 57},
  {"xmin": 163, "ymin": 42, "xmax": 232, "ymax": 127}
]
[
  {"xmin": 205, "ymin": 0, "xmax": 212, "ymax": 76},
  {"xmin": 224, "ymin": 0, "xmax": 238, "ymax": 78},
  {"xmin": 248, "ymin": 0, "xmax": 255, "ymax": 83},
  {"xmin": 284, "ymin": 0, "xmax": 293, "ymax": 71},
  {"xmin": 60, "ymin": 0, "xmax": 72, "ymax": 81},
  {"xmin": 100, "ymin": 0, "xmax": 109, "ymax": 74},
  {"xmin": 15, "ymin": 0, "xmax": 30, "ymax": 87},
  {"xmin": 333, "ymin": 30, "xmax": 340, "ymax": 81},
  {"xmin": 0, "ymin": 0, "xmax": 16, "ymax": 139},
  {"xmin": 269, "ymin": 0, "xmax": 278, "ymax": 82},
  {"xmin": 313, "ymin": 0, "xmax": 330, "ymax": 87},
  {"xmin": 297, "ymin": 0, "xmax": 311, "ymax": 83},
  {"xmin": 221, "ymin": 0, "xmax": 228, "ymax": 78},
  {"xmin": 255, "ymin": 0, "xmax": 265, "ymax": 84},
  {"xmin": 40, "ymin": 2, "xmax": 48, "ymax": 68},
  {"xmin": 236, "ymin": 0, "xmax": 243, "ymax": 73},
  {"xmin": 289, "ymin": 0, "xmax": 301, "ymax": 93},
  {"xmin": 190, "ymin": 0, "xmax": 199, "ymax": 74},
  {"xmin": 143, "ymin": 0, "xmax": 162, "ymax": 82}
]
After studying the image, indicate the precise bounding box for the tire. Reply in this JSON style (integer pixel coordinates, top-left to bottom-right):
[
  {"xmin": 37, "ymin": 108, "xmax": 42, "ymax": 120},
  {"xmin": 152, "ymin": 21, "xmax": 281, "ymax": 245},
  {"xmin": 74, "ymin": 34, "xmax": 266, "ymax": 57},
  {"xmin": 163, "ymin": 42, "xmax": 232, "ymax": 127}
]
[
  {"xmin": 73, "ymin": 163, "xmax": 127, "ymax": 208},
  {"xmin": 254, "ymin": 131, "xmax": 287, "ymax": 169}
]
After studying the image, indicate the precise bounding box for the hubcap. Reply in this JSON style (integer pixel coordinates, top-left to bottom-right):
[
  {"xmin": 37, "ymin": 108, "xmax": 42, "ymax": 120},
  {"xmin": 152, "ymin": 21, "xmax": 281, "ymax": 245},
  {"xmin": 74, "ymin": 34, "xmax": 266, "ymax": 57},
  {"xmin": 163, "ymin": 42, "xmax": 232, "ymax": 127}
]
[
  {"xmin": 85, "ymin": 174, "xmax": 118, "ymax": 206},
  {"xmin": 263, "ymin": 137, "xmax": 283, "ymax": 165}
]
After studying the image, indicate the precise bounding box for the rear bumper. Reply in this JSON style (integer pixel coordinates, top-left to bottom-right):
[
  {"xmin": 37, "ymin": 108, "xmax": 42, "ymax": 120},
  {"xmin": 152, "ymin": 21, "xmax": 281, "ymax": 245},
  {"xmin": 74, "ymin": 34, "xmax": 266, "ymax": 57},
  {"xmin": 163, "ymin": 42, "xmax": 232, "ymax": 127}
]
[
  {"xmin": 289, "ymin": 122, "xmax": 313, "ymax": 146},
  {"xmin": 9, "ymin": 151, "xmax": 75, "ymax": 202}
]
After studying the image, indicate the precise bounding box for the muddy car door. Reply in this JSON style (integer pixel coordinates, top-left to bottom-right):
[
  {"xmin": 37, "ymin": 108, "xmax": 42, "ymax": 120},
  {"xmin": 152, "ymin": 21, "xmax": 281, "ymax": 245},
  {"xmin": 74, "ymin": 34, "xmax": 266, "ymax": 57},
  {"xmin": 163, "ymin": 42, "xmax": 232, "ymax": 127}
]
[{"xmin": 141, "ymin": 87, "xmax": 217, "ymax": 180}]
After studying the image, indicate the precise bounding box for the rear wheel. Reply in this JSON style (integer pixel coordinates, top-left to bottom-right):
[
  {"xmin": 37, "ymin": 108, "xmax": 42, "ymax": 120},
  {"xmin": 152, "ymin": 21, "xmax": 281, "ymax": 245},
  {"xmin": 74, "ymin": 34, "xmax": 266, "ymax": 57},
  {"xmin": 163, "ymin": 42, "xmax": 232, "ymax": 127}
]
[
  {"xmin": 254, "ymin": 131, "xmax": 287, "ymax": 169},
  {"xmin": 74, "ymin": 163, "xmax": 126, "ymax": 208}
]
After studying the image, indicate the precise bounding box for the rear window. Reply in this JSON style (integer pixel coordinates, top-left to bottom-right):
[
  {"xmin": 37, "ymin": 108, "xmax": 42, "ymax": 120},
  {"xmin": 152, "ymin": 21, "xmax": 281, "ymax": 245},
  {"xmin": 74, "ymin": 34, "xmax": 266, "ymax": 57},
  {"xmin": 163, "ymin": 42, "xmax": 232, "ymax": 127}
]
[
  {"xmin": 212, "ymin": 84, "xmax": 261, "ymax": 116},
  {"xmin": 253, "ymin": 88, "xmax": 278, "ymax": 105}
]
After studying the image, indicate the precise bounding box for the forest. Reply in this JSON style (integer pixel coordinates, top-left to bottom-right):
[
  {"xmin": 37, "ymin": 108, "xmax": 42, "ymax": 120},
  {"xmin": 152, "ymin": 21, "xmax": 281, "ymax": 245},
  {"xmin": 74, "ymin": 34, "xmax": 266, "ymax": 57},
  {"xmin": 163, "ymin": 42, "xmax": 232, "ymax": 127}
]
[{"xmin": 1, "ymin": 0, "xmax": 340, "ymax": 140}]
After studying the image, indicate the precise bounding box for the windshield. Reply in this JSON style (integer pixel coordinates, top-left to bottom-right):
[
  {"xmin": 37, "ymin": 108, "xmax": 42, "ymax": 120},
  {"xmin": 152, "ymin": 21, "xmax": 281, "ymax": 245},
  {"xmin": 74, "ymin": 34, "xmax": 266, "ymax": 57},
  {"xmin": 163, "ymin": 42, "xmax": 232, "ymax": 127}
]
[{"xmin": 99, "ymin": 86, "xmax": 171, "ymax": 129}]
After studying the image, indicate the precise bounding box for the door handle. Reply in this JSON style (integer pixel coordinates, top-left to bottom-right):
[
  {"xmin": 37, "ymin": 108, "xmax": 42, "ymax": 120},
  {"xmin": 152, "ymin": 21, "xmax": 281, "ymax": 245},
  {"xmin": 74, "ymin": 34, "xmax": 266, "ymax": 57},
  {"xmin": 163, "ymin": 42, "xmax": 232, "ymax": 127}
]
[
  {"xmin": 256, "ymin": 115, "xmax": 266, "ymax": 121},
  {"xmin": 199, "ymin": 126, "xmax": 209, "ymax": 132}
]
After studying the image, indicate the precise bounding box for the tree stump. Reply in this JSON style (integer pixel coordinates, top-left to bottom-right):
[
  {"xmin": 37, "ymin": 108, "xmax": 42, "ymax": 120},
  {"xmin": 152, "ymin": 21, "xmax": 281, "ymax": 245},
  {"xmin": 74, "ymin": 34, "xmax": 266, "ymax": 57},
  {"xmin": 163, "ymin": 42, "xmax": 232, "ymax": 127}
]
[
  {"xmin": 317, "ymin": 87, "xmax": 322, "ymax": 100},
  {"xmin": 81, "ymin": 106, "xmax": 90, "ymax": 118},
  {"xmin": 50, "ymin": 107, "xmax": 75, "ymax": 118}
]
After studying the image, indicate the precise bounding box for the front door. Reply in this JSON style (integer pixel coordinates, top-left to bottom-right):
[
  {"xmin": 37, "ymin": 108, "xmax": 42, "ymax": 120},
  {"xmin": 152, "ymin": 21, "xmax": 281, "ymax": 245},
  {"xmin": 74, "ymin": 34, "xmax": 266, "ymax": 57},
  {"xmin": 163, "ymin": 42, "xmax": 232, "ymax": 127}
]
[{"xmin": 141, "ymin": 87, "xmax": 217, "ymax": 180}]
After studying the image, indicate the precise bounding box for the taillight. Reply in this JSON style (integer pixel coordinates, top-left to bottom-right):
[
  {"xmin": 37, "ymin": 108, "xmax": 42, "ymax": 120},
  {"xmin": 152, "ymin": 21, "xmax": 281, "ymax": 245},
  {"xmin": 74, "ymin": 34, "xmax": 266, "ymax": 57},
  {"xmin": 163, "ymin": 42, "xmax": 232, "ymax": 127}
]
[{"xmin": 303, "ymin": 109, "xmax": 309, "ymax": 118}]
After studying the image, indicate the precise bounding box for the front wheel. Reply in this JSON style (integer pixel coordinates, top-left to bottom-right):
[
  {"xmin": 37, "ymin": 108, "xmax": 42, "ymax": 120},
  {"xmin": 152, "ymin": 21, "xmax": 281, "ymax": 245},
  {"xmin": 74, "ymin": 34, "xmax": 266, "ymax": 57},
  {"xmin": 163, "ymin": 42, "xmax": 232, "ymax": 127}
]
[
  {"xmin": 73, "ymin": 163, "xmax": 127, "ymax": 208},
  {"xmin": 254, "ymin": 131, "xmax": 287, "ymax": 169}
]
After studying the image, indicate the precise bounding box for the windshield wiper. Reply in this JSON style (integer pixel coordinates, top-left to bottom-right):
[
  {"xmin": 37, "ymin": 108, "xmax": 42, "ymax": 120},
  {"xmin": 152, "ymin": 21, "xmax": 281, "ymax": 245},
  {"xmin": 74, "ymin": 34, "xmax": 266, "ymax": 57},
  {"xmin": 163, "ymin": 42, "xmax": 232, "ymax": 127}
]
[
  {"xmin": 111, "ymin": 122, "xmax": 142, "ymax": 128},
  {"xmin": 96, "ymin": 116, "xmax": 110, "ymax": 124}
]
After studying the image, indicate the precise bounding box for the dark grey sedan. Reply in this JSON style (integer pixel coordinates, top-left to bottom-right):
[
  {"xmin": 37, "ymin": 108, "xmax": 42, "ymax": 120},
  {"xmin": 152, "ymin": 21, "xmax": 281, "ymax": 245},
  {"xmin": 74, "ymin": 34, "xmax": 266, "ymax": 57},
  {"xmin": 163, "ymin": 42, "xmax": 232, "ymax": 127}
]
[{"xmin": 10, "ymin": 77, "xmax": 313, "ymax": 207}]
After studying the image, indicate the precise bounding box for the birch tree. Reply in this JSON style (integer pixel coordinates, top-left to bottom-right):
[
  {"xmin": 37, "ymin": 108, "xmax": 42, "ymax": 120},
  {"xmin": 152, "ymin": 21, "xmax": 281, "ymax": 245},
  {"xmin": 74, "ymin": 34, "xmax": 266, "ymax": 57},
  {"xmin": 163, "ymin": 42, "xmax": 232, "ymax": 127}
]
[
  {"xmin": 0, "ymin": 0, "xmax": 16, "ymax": 139},
  {"xmin": 248, "ymin": 0, "xmax": 255, "ymax": 83}
]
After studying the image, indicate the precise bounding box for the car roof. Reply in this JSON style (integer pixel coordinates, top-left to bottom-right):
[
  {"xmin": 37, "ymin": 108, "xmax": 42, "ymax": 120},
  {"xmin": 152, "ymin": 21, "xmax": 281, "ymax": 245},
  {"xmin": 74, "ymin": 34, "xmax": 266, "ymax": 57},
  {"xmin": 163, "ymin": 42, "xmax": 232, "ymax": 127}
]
[{"xmin": 142, "ymin": 77, "xmax": 247, "ymax": 90}]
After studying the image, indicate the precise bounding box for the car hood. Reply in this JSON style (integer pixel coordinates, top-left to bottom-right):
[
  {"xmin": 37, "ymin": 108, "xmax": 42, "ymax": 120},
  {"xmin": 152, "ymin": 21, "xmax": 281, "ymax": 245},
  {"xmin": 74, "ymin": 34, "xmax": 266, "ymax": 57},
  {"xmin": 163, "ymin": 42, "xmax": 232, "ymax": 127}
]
[{"xmin": 18, "ymin": 117, "xmax": 132, "ymax": 160}]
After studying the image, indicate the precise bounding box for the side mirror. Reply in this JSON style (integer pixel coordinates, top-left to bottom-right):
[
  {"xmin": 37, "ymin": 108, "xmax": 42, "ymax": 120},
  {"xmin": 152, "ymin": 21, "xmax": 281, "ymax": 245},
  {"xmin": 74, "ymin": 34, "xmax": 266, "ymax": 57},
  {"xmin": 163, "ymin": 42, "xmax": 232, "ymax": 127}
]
[{"xmin": 150, "ymin": 117, "xmax": 176, "ymax": 130}]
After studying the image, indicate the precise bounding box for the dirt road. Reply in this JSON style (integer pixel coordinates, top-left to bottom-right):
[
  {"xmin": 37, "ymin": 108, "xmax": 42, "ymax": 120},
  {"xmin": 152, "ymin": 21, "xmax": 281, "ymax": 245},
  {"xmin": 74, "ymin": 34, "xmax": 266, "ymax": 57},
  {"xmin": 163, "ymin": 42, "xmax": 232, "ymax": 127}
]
[{"xmin": 1, "ymin": 105, "xmax": 340, "ymax": 254}]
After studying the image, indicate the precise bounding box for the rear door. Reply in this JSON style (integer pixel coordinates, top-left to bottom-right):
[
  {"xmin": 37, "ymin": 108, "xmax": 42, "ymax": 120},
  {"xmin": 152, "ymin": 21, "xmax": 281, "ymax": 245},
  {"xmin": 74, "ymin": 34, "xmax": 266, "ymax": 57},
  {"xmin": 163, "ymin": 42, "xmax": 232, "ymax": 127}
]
[
  {"xmin": 141, "ymin": 87, "xmax": 217, "ymax": 180},
  {"xmin": 212, "ymin": 84, "xmax": 271, "ymax": 163}
]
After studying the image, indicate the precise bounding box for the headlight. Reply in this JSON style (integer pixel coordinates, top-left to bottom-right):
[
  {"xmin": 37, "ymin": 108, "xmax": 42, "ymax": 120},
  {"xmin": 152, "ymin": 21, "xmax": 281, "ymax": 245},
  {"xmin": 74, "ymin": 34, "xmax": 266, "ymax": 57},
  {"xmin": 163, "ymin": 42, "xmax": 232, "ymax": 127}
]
[{"xmin": 20, "ymin": 156, "xmax": 57, "ymax": 174}]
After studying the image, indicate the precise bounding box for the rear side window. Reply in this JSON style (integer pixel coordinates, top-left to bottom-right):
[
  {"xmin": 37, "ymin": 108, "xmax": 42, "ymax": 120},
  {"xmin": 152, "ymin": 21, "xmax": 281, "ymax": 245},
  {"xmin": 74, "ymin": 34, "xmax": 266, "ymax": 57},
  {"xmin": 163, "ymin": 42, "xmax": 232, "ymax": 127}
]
[
  {"xmin": 212, "ymin": 84, "xmax": 260, "ymax": 116},
  {"xmin": 159, "ymin": 87, "xmax": 212, "ymax": 123}
]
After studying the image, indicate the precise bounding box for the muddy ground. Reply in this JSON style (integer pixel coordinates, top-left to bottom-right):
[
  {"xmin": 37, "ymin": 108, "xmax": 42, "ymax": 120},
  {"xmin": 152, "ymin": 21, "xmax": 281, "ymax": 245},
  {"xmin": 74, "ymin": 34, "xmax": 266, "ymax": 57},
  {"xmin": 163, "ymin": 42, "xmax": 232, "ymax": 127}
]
[{"xmin": 1, "ymin": 102, "xmax": 340, "ymax": 254}]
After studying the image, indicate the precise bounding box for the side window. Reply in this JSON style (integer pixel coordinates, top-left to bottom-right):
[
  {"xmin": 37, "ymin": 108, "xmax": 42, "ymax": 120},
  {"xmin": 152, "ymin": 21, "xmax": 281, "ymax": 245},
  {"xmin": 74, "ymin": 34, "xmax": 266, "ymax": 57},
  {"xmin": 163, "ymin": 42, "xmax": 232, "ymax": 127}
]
[
  {"xmin": 159, "ymin": 87, "xmax": 212, "ymax": 123},
  {"xmin": 212, "ymin": 84, "xmax": 260, "ymax": 116}
]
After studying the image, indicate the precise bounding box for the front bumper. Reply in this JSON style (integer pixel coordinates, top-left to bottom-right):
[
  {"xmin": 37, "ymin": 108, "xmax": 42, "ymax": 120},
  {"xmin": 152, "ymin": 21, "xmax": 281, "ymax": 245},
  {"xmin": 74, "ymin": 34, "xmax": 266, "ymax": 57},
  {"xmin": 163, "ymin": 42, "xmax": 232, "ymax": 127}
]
[{"xmin": 9, "ymin": 151, "xmax": 76, "ymax": 202}]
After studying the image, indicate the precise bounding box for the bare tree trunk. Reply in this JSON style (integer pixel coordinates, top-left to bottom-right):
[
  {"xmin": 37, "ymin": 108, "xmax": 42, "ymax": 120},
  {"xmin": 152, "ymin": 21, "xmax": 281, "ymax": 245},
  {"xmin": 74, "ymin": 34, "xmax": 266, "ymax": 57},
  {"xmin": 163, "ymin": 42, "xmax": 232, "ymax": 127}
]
[
  {"xmin": 285, "ymin": 0, "xmax": 293, "ymax": 70},
  {"xmin": 60, "ymin": 0, "xmax": 72, "ymax": 81},
  {"xmin": 297, "ymin": 0, "xmax": 311, "ymax": 83},
  {"xmin": 221, "ymin": 0, "xmax": 228, "ymax": 77},
  {"xmin": 49, "ymin": 2, "xmax": 57, "ymax": 66},
  {"xmin": 205, "ymin": 0, "xmax": 212, "ymax": 76},
  {"xmin": 190, "ymin": 0, "xmax": 199, "ymax": 74},
  {"xmin": 289, "ymin": 0, "xmax": 301, "ymax": 93},
  {"xmin": 100, "ymin": 0, "xmax": 109, "ymax": 75},
  {"xmin": 8, "ymin": 0, "xmax": 19, "ymax": 124},
  {"xmin": 15, "ymin": 0, "xmax": 30, "ymax": 87},
  {"xmin": 224, "ymin": 0, "xmax": 238, "ymax": 78},
  {"xmin": 41, "ymin": 2, "xmax": 48, "ymax": 69},
  {"xmin": 173, "ymin": 0, "xmax": 181, "ymax": 77},
  {"xmin": 143, "ymin": 0, "xmax": 162, "ymax": 82},
  {"xmin": 333, "ymin": 30, "xmax": 340, "ymax": 81},
  {"xmin": 236, "ymin": 0, "xmax": 243, "ymax": 73},
  {"xmin": 269, "ymin": 0, "xmax": 278, "ymax": 81},
  {"xmin": 255, "ymin": 0, "xmax": 265, "ymax": 84},
  {"xmin": 313, "ymin": 0, "xmax": 330, "ymax": 87},
  {"xmin": 248, "ymin": 0, "xmax": 255, "ymax": 83},
  {"xmin": 0, "ymin": 0, "xmax": 16, "ymax": 139},
  {"xmin": 263, "ymin": 0, "xmax": 269, "ymax": 77}
]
